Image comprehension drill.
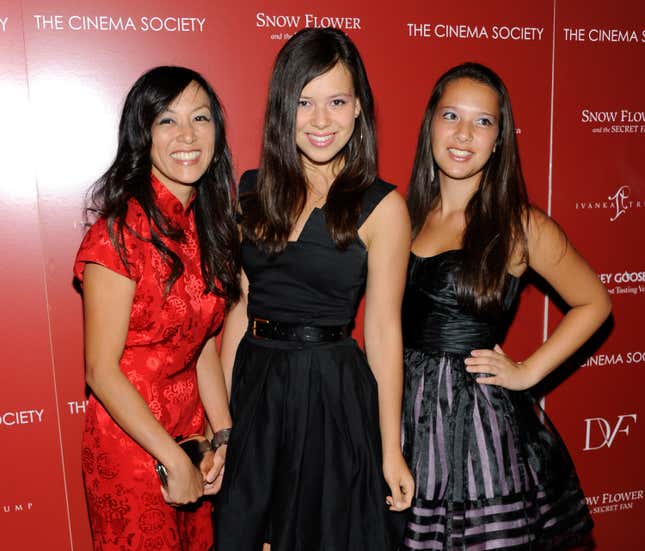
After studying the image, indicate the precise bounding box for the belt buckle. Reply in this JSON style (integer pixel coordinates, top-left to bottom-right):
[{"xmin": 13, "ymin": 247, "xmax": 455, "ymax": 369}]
[{"xmin": 252, "ymin": 317, "xmax": 270, "ymax": 338}]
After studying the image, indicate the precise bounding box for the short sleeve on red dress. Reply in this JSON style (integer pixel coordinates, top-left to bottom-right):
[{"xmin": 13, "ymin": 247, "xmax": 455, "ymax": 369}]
[{"xmin": 74, "ymin": 204, "xmax": 147, "ymax": 283}]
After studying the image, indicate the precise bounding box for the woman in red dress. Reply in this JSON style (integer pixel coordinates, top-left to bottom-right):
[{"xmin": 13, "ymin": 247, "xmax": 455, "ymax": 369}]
[{"xmin": 74, "ymin": 66, "xmax": 240, "ymax": 550}]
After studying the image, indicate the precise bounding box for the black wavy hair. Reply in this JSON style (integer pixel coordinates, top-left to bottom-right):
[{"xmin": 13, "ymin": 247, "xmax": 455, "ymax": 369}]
[{"xmin": 87, "ymin": 66, "xmax": 240, "ymax": 304}]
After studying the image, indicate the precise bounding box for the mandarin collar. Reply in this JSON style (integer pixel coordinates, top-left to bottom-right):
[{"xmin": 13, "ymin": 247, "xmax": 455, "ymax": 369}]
[{"xmin": 150, "ymin": 174, "xmax": 196, "ymax": 223}]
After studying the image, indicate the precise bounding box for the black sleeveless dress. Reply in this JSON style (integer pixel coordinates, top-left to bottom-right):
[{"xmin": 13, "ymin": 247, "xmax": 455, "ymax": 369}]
[
  {"xmin": 215, "ymin": 170, "xmax": 400, "ymax": 551},
  {"xmin": 401, "ymin": 251, "xmax": 593, "ymax": 550}
]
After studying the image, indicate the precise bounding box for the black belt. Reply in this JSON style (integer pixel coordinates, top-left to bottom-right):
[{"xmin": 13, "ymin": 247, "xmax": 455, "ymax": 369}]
[{"xmin": 249, "ymin": 317, "xmax": 350, "ymax": 342}]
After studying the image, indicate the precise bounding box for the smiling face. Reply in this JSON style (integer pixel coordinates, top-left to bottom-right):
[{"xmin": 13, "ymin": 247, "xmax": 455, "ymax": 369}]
[
  {"xmin": 431, "ymin": 77, "xmax": 500, "ymax": 190},
  {"xmin": 295, "ymin": 62, "xmax": 361, "ymax": 181},
  {"xmin": 150, "ymin": 81, "xmax": 215, "ymax": 203}
]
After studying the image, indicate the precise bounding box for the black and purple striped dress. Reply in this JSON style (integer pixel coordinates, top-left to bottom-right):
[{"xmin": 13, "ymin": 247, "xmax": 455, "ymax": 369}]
[{"xmin": 401, "ymin": 250, "xmax": 593, "ymax": 550}]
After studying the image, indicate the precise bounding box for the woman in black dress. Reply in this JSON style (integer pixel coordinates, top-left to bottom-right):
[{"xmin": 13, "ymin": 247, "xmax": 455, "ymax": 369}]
[
  {"xmin": 215, "ymin": 28, "xmax": 414, "ymax": 550},
  {"xmin": 401, "ymin": 63, "xmax": 611, "ymax": 549}
]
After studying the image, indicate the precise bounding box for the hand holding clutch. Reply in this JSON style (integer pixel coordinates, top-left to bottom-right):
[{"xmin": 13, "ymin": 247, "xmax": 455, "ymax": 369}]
[{"xmin": 155, "ymin": 434, "xmax": 213, "ymax": 488}]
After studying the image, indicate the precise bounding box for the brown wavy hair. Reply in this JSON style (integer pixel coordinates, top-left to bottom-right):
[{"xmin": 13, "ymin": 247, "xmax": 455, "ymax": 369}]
[
  {"xmin": 407, "ymin": 62, "xmax": 530, "ymax": 316},
  {"xmin": 242, "ymin": 28, "xmax": 377, "ymax": 254}
]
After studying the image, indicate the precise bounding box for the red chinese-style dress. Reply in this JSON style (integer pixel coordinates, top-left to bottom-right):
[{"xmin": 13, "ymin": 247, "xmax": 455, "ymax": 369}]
[{"xmin": 74, "ymin": 175, "xmax": 224, "ymax": 551}]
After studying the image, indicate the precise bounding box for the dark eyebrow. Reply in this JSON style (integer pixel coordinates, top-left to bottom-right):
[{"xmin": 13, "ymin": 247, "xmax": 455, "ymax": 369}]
[
  {"xmin": 438, "ymin": 105, "xmax": 497, "ymax": 119},
  {"xmin": 160, "ymin": 104, "xmax": 211, "ymax": 115},
  {"xmin": 299, "ymin": 92, "xmax": 354, "ymax": 99}
]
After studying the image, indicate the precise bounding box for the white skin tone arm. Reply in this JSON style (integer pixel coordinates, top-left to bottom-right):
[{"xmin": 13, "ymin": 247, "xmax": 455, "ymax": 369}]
[
  {"xmin": 465, "ymin": 207, "xmax": 612, "ymax": 389},
  {"xmin": 196, "ymin": 336, "xmax": 233, "ymax": 495},
  {"xmin": 83, "ymin": 263, "xmax": 204, "ymax": 505},
  {"xmin": 219, "ymin": 269, "xmax": 250, "ymax": 395},
  {"xmin": 360, "ymin": 190, "xmax": 415, "ymax": 511}
]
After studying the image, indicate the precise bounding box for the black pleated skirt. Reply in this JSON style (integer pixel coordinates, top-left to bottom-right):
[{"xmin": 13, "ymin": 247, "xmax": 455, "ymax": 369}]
[
  {"xmin": 215, "ymin": 334, "xmax": 403, "ymax": 551},
  {"xmin": 401, "ymin": 349, "xmax": 593, "ymax": 550}
]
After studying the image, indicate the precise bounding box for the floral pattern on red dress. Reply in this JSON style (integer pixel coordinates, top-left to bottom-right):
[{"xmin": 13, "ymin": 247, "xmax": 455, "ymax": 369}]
[{"xmin": 74, "ymin": 175, "xmax": 224, "ymax": 550}]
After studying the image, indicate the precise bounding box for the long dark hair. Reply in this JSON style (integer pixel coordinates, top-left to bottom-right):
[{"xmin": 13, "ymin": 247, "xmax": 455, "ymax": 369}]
[
  {"xmin": 243, "ymin": 27, "xmax": 377, "ymax": 254},
  {"xmin": 408, "ymin": 62, "xmax": 530, "ymax": 316},
  {"xmin": 88, "ymin": 66, "xmax": 240, "ymax": 304}
]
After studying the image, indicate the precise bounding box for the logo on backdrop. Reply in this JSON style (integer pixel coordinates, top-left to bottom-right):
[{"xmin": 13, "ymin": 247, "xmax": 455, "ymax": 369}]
[
  {"xmin": 2, "ymin": 502, "xmax": 34, "ymax": 514},
  {"xmin": 582, "ymin": 350, "xmax": 645, "ymax": 368},
  {"xmin": 583, "ymin": 414, "xmax": 637, "ymax": 451},
  {"xmin": 581, "ymin": 108, "xmax": 645, "ymax": 135},
  {"xmin": 406, "ymin": 23, "xmax": 544, "ymax": 41},
  {"xmin": 255, "ymin": 12, "xmax": 361, "ymax": 40},
  {"xmin": 563, "ymin": 27, "xmax": 645, "ymax": 44},
  {"xmin": 586, "ymin": 488, "xmax": 644, "ymax": 515},
  {"xmin": 609, "ymin": 185, "xmax": 633, "ymax": 221},
  {"xmin": 597, "ymin": 269, "xmax": 645, "ymax": 297},
  {"xmin": 0, "ymin": 17, "xmax": 8, "ymax": 32},
  {"xmin": 67, "ymin": 400, "xmax": 89, "ymax": 415},
  {"xmin": 0, "ymin": 409, "xmax": 44, "ymax": 427},
  {"xmin": 32, "ymin": 14, "xmax": 206, "ymax": 32},
  {"xmin": 575, "ymin": 184, "xmax": 644, "ymax": 222}
]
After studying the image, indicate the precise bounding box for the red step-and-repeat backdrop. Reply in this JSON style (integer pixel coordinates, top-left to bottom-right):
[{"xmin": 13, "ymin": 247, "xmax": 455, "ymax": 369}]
[{"xmin": 1, "ymin": 1, "xmax": 643, "ymax": 548}]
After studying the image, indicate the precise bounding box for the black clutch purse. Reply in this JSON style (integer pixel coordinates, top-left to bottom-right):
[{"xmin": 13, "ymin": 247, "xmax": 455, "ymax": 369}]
[{"xmin": 155, "ymin": 434, "xmax": 212, "ymax": 487}]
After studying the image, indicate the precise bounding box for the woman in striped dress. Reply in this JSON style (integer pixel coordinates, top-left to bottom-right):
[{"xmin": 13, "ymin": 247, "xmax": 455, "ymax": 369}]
[{"xmin": 401, "ymin": 62, "xmax": 611, "ymax": 550}]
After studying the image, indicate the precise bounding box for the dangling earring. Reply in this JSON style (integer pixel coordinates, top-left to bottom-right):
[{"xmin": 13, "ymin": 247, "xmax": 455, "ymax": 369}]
[
  {"xmin": 353, "ymin": 120, "xmax": 363, "ymax": 144},
  {"xmin": 352, "ymin": 105, "xmax": 363, "ymax": 143},
  {"xmin": 350, "ymin": 125, "xmax": 363, "ymax": 161}
]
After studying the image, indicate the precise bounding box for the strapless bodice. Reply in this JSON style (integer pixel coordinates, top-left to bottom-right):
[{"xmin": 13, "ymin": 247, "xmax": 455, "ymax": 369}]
[{"xmin": 402, "ymin": 250, "xmax": 519, "ymax": 354}]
